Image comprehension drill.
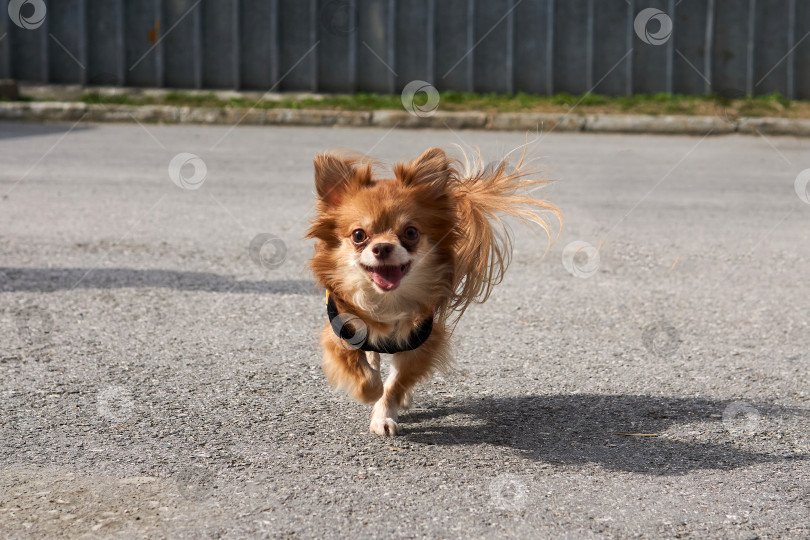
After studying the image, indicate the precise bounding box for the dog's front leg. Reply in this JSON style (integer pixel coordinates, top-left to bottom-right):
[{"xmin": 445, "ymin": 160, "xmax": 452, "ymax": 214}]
[
  {"xmin": 369, "ymin": 325, "xmax": 448, "ymax": 436},
  {"xmin": 320, "ymin": 326, "xmax": 383, "ymax": 404},
  {"xmin": 369, "ymin": 363, "xmax": 404, "ymax": 437}
]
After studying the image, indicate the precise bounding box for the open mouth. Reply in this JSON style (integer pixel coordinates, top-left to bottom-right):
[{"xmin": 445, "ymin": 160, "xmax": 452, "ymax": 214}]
[{"xmin": 361, "ymin": 262, "xmax": 411, "ymax": 291}]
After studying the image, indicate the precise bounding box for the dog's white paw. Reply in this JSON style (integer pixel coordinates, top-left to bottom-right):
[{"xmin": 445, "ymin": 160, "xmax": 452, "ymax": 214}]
[{"xmin": 369, "ymin": 416, "xmax": 399, "ymax": 436}]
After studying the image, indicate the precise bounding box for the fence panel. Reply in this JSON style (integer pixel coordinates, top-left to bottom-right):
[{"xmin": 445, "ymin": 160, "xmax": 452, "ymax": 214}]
[
  {"xmin": 87, "ymin": 0, "xmax": 125, "ymax": 86},
  {"xmin": 592, "ymin": 0, "xmax": 633, "ymax": 96},
  {"xmin": 797, "ymin": 0, "xmax": 810, "ymax": 99},
  {"xmin": 278, "ymin": 0, "xmax": 316, "ymax": 91},
  {"xmin": 435, "ymin": 0, "xmax": 473, "ymax": 92},
  {"xmin": 2, "ymin": 0, "xmax": 807, "ymax": 98},
  {"xmin": 124, "ymin": 0, "xmax": 162, "ymax": 87}
]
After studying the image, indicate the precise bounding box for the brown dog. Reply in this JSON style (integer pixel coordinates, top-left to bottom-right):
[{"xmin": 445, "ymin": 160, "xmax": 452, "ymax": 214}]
[{"xmin": 307, "ymin": 148, "xmax": 559, "ymax": 435}]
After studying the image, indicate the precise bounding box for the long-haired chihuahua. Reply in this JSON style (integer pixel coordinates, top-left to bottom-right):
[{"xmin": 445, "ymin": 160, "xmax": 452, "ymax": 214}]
[{"xmin": 307, "ymin": 147, "xmax": 559, "ymax": 436}]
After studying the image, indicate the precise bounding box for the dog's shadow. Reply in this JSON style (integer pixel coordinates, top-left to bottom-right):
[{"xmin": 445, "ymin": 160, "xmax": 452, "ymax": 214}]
[
  {"xmin": 0, "ymin": 267, "xmax": 319, "ymax": 295},
  {"xmin": 403, "ymin": 394, "xmax": 809, "ymax": 474}
]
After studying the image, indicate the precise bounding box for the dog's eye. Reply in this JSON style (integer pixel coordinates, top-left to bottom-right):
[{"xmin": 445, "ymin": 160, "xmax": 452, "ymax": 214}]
[
  {"xmin": 403, "ymin": 226, "xmax": 419, "ymax": 242},
  {"xmin": 351, "ymin": 229, "xmax": 367, "ymax": 244}
]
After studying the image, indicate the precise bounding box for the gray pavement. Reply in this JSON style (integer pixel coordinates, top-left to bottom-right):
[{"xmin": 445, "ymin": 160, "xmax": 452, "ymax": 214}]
[{"xmin": 1, "ymin": 121, "xmax": 809, "ymax": 538}]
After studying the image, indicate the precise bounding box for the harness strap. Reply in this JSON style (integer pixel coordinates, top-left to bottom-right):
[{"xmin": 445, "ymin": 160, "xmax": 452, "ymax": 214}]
[{"xmin": 325, "ymin": 291, "xmax": 434, "ymax": 354}]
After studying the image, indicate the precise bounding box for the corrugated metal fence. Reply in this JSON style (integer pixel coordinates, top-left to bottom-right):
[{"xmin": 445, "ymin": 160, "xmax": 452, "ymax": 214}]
[{"xmin": 1, "ymin": 0, "xmax": 808, "ymax": 98}]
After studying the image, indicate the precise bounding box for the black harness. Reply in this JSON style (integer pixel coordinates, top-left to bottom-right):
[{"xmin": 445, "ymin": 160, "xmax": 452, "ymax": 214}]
[{"xmin": 326, "ymin": 291, "xmax": 434, "ymax": 354}]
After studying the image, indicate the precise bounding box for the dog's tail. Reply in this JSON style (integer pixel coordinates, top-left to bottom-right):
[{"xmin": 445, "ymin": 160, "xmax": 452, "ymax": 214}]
[{"xmin": 448, "ymin": 148, "xmax": 561, "ymax": 318}]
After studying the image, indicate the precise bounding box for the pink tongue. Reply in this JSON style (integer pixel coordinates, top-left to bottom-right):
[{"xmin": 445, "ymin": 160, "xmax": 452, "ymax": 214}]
[{"xmin": 371, "ymin": 265, "xmax": 406, "ymax": 291}]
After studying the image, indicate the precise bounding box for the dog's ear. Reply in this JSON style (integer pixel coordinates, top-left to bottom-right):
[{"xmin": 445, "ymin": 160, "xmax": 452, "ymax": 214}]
[
  {"xmin": 313, "ymin": 154, "xmax": 371, "ymax": 206},
  {"xmin": 395, "ymin": 147, "xmax": 452, "ymax": 188}
]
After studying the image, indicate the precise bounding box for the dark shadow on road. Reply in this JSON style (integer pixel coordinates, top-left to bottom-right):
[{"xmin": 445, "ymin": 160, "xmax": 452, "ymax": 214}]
[
  {"xmin": 0, "ymin": 121, "xmax": 94, "ymax": 140},
  {"xmin": 404, "ymin": 394, "xmax": 809, "ymax": 474},
  {"xmin": 0, "ymin": 267, "xmax": 319, "ymax": 295}
]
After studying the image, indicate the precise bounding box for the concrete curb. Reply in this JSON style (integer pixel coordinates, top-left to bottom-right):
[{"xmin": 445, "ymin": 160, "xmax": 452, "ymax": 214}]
[{"xmin": 1, "ymin": 101, "xmax": 809, "ymax": 136}]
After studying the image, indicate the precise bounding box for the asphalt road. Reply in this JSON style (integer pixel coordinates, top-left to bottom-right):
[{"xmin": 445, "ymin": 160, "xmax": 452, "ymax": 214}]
[{"xmin": 1, "ymin": 120, "xmax": 809, "ymax": 539}]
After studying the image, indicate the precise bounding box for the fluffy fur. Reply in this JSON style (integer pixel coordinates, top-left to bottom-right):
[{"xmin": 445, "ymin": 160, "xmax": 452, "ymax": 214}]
[{"xmin": 307, "ymin": 147, "xmax": 560, "ymax": 436}]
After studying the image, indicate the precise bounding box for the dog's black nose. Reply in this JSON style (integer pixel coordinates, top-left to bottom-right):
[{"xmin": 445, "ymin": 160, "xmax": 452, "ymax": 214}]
[{"xmin": 371, "ymin": 242, "xmax": 394, "ymax": 260}]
